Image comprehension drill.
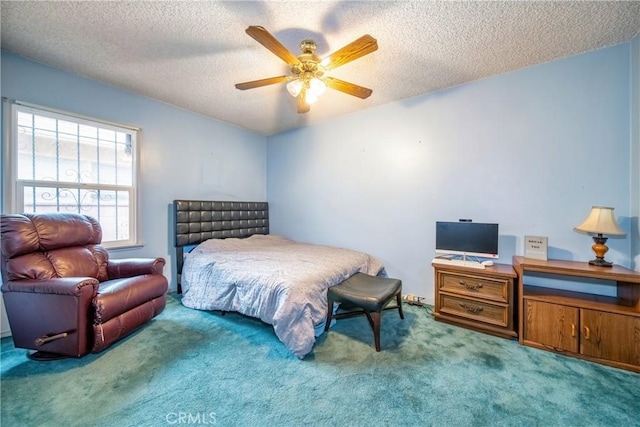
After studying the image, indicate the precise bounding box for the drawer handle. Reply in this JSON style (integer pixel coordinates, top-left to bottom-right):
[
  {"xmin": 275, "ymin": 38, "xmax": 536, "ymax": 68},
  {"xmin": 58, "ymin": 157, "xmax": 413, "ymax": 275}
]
[
  {"xmin": 583, "ymin": 326, "xmax": 591, "ymax": 340},
  {"xmin": 571, "ymin": 323, "xmax": 576, "ymax": 338},
  {"xmin": 459, "ymin": 280, "xmax": 483, "ymax": 291},
  {"xmin": 459, "ymin": 303, "xmax": 484, "ymax": 314}
]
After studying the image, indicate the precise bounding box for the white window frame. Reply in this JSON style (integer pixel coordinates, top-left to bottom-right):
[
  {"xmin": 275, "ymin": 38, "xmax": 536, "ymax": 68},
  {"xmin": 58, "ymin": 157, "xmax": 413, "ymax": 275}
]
[{"xmin": 2, "ymin": 98, "xmax": 143, "ymax": 249}]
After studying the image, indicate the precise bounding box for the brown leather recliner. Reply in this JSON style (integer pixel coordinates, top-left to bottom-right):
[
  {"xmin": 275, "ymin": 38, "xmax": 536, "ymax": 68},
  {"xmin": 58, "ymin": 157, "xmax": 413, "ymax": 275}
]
[{"xmin": 0, "ymin": 212, "xmax": 168, "ymax": 359}]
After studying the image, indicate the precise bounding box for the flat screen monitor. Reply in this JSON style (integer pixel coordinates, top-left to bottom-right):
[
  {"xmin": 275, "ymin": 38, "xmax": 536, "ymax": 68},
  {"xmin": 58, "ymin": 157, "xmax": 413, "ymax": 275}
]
[{"xmin": 435, "ymin": 221, "xmax": 499, "ymax": 259}]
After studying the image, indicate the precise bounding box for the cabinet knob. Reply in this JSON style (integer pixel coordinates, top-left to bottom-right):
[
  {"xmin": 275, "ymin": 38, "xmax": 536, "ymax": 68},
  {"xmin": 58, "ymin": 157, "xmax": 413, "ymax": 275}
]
[{"xmin": 459, "ymin": 280, "xmax": 483, "ymax": 291}]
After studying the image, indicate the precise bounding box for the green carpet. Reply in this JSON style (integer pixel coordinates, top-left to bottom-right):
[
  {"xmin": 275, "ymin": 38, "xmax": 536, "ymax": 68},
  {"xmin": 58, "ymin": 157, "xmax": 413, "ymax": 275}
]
[{"xmin": 1, "ymin": 294, "xmax": 638, "ymax": 426}]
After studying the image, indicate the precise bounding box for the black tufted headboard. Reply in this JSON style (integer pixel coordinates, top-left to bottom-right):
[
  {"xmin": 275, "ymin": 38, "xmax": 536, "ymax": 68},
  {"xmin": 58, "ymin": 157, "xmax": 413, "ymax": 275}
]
[{"xmin": 173, "ymin": 200, "xmax": 269, "ymax": 292}]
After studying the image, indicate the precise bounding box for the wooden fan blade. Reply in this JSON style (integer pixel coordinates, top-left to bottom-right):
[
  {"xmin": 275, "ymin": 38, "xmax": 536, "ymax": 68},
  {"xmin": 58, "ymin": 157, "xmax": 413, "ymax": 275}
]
[
  {"xmin": 324, "ymin": 76, "xmax": 373, "ymax": 99},
  {"xmin": 245, "ymin": 26, "xmax": 300, "ymax": 66},
  {"xmin": 235, "ymin": 76, "xmax": 289, "ymax": 90},
  {"xmin": 297, "ymin": 94, "xmax": 310, "ymax": 114},
  {"xmin": 321, "ymin": 34, "xmax": 378, "ymax": 71}
]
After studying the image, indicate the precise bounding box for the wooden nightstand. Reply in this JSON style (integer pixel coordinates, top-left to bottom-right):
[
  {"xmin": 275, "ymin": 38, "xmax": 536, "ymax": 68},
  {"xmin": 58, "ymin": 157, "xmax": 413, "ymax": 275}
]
[{"xmin": 432, "ymin": 262, "xmax": 517, "ymax": 339}]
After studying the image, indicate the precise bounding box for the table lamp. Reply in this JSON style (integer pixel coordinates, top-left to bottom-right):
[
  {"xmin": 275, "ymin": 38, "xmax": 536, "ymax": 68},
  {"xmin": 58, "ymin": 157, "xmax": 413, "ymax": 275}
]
[{"xmin": 574, "ymin": 206, "xmax": 626, "ymax": 267}]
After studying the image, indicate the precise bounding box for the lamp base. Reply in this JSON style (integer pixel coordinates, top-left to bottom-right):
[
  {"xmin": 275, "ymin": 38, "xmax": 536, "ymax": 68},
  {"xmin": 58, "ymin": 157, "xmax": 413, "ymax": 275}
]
[
  {"xmin": 589, "ymin": 235, "xmax": 613, "ymax": 267},
  {"xmin": 588, "ymin": 258, "xmax": 613, "ymax": 268}
]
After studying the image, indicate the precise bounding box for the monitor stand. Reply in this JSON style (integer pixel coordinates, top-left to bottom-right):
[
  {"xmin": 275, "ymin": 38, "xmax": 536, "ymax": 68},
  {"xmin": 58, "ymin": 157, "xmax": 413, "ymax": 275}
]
[
  {"xmin": 459, "ymin": 254, "xmax": 483, "ymax": 268},
  {"xmin": 432, "ymin": 254, "xmax": 485, "ymax": 269}
]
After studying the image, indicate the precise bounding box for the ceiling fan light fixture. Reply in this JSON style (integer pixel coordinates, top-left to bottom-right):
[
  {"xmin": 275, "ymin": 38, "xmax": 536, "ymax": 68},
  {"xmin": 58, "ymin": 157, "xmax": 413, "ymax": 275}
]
[
  {"xmin": 235, "ymin": 26, "xmax": 378, "ymax": 113},
  {"xmin": 305, "ymin": 91, "xmax": 319, "ymax": 104},
  {"xmin": 309, "ymin": 78, "xmax": 326, "ymax": 96},
  {"xmin": 286, "ymin": 79, "xmax": 303, "ymax": 97}
]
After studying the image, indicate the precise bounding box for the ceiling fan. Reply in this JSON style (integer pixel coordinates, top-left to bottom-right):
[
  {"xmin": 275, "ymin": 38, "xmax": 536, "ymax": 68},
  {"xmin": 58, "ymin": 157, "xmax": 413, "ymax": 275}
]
[{"xmin": 235, "ymin": 26, "xmax": 378, "ymax": 114}]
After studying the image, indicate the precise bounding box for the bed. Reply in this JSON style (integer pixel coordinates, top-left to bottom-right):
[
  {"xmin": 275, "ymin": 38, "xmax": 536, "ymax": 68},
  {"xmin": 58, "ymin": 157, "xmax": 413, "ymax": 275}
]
[{"xmin": 174, "ymin": 200, "xmax": 385, "ymax": 358}]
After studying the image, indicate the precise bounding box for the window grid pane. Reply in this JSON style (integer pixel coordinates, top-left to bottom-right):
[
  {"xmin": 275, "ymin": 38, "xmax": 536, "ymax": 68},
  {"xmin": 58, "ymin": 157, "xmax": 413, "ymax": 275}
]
[
  {"xmin": 18, "ymin": 112, "xmax": 135, "ymax": 186},
  {"xmin": 21, "ymin": 184, "xmax": 131, "ymax": 242},
  {"xmin": 13, "ymin": 105, "xmax": 137, "ymax": 246}
]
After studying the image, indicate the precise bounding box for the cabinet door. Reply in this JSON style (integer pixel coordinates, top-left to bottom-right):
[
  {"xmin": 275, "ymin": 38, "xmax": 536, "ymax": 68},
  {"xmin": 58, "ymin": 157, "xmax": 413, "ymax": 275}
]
[
  {"xmin": 524, "ymin": 299, "xmax": 579, "ymax": 353},
  {"xmin": 580, "ymin": 309, "xmax": 640, "ymax": 366}
]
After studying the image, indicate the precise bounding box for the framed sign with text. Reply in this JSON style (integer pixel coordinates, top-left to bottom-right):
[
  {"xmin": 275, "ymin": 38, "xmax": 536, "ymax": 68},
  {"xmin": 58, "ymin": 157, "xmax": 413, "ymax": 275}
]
[{"xmin": 524, "ymin": 236, "xmax": 548, "ymax": 260}]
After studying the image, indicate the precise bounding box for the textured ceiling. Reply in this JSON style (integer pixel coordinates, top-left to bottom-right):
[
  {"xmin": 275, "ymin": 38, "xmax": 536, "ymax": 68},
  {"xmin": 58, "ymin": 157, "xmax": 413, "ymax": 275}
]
[{"xmin": 1, "ymin": 1, "xmax": 639, "ymax": 136}]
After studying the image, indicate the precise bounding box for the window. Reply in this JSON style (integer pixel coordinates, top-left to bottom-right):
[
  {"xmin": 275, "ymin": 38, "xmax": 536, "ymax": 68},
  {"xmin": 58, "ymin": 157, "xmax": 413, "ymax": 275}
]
[{"xmin": 3, "ymin": 100, "xmax": 141, "ymax": 248}]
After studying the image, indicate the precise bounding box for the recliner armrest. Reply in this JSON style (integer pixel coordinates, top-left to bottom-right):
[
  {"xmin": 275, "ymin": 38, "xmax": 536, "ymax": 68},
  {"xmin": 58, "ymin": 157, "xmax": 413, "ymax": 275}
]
[
  {"xmin": 1, "ymin": 277, "xmax": 99, "ymax": 296},
  {"xmin": 1, "ymin": 277, "xmax": 98, "ymax": 357},
  {"xmin": 107, "ymin": 257, "xmax": 166, "ymax": 279}
]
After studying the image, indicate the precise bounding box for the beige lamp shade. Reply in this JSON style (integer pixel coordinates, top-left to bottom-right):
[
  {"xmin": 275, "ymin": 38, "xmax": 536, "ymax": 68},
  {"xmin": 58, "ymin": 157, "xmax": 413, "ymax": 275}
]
[{"xmin": 574, "ymin": 206, "xmax": 626, "ymax": 236}]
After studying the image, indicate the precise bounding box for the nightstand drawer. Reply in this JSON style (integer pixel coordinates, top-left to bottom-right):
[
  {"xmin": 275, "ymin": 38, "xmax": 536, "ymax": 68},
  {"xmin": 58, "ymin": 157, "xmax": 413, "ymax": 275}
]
[
  {"xmin": 439, "ymin": 294, "xmax": 509, "ymax": 328},
  {"xmin": 438, "ymin": 271, "xmax": 509, "ymax": 303}
]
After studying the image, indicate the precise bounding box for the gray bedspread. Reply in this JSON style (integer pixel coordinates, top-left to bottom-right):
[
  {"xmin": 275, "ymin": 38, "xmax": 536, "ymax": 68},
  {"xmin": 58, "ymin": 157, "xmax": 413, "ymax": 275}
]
[{"xmin": 180, "ymin": 234, "xmax": 384, "ymax": 358}]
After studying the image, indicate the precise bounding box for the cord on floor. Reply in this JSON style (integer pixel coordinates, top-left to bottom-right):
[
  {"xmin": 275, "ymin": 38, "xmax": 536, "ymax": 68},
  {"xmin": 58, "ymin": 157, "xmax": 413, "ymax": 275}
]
[{"xmin": 402, "ymin": 298, "xmax": 433, "ymax": 315}]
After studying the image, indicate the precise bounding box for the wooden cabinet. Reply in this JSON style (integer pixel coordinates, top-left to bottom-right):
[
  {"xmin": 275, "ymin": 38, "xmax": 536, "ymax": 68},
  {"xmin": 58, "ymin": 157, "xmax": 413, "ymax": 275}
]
[
  {"xmin": 515, "ymin": 256, "xmax": 640, "ymax": 373},
  {"xmin": 432, "ymin": 263, "xmax": 517, "ymax": 339},
  {"xmin": 580, "ymin": 309, "xmax": 640, "ymax": 365},
  {"xmin": 523, "ymin": 299, "xmax": 579, "ymax": 353}
]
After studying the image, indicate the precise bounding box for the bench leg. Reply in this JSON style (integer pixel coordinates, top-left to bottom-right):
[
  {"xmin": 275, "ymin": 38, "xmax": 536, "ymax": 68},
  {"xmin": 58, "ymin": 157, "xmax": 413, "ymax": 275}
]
[
  {"xmin": 325, "ymin": 298, "xmax": 334, "ymax": 332},
  {"xmin": 371, "ymin": 311, "xmax": 382, "ymax": 352},
  {"xmin": 396, "ymin": 293, "xmax": 405, "ymax": 319}
]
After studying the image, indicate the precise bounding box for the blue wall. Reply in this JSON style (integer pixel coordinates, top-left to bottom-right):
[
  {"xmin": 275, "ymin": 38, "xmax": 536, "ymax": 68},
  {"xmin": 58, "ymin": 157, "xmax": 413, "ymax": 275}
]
[
  {"xmin": 631, "ymin": 33, "xmax": 640, "ymax": 272},
  {"xmin": 0, "ymin": 51, "xmax": 268, "ymax": 290},
  {"xmin": 267, "ymin": 43, "xmax": 636, "ymax": 301},
  {"xmin": 1, "ymin": 41, "xmax": 637, "ymax": 304}
]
